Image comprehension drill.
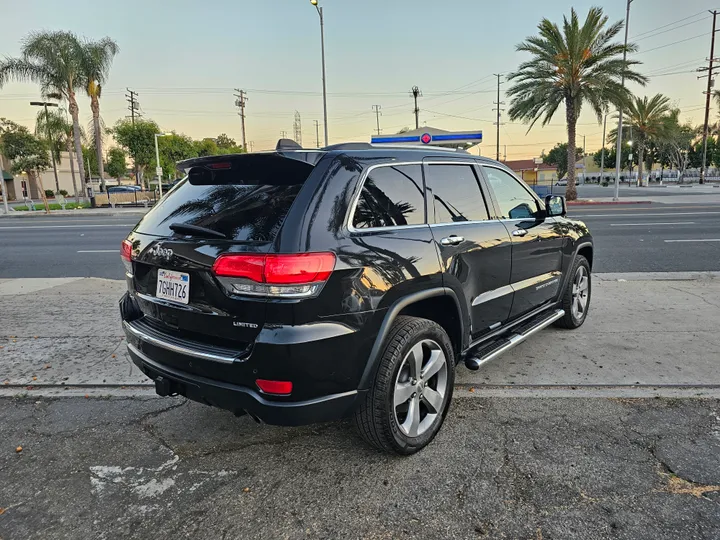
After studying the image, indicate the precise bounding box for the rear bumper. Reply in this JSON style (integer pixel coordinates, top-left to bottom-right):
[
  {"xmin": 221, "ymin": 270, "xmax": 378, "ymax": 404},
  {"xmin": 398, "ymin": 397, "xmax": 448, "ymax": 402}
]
[{"xmin": 127, "ymin": 342, "xmax": 361, "ymax": 426}]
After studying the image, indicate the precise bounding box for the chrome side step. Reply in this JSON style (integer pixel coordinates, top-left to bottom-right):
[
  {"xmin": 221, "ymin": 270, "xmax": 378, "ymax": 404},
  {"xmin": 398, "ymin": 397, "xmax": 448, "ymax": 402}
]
[{"xmin": 464, "ymin": 309, "xmax": 564, "ymax": 371}]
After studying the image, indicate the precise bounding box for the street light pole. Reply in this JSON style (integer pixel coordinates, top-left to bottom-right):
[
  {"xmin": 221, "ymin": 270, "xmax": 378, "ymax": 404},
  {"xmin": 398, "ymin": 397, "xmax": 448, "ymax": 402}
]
[
  {"xmin": 311, "ymin": 0, "xmax": 329, "ymax": 147},
  {"xmin": 613, "ymin": 0, "xmax": 633, "ymax": 201},
  {"xmin": 599, "ymin": 113, "xmax": 607, "ymax": 184},
  {"xmin": 30, "ymin": 101, "xmax": 60, "ymax": 194},
  {"xmin": 154, "ymin": 133, "xmax": 171, "ymax": 198}
]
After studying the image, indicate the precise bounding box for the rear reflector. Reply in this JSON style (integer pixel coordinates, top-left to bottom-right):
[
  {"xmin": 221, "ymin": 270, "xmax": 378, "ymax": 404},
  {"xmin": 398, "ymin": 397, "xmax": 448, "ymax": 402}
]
[
  {"xmin": 121, "ymin": 239, "xmax": 133, "ymax": 262},
  {"xmin": 256, "ymin": 379, "xmax": 293, "ymax": 395},
  {"xmin": 213, "ymin": 253, "xmax": 336, "ymax": 284}
]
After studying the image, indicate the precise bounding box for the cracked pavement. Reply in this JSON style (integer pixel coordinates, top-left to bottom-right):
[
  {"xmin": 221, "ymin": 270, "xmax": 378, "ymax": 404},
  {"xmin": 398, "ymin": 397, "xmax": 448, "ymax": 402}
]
[{"xmin": 1, "ymin": 396, "xmax": 719, "ymax": 539}]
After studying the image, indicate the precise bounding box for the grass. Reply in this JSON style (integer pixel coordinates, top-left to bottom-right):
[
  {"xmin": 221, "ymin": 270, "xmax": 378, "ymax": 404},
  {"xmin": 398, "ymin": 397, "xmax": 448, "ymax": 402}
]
[{"xmin": 13, "ymin": 202, "xmax": 91, "ymax": 211}]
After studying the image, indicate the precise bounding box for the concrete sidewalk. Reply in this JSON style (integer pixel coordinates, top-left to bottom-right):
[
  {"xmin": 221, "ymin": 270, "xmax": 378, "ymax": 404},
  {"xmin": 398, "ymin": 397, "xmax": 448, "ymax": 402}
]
[{"xmin": 1, "ymin": 273, "xmax": 719, "ymax": 397}]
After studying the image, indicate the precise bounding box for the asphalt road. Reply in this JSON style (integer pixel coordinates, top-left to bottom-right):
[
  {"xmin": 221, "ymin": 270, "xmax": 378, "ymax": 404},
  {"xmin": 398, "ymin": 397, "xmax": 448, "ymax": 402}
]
[
  {"xmin": 1, "ymin": 201, "xmax": 719, "ymax": 278},
  {"xmin": 2, "ymin": 396, "xmax": 719, "ymax": 539}
]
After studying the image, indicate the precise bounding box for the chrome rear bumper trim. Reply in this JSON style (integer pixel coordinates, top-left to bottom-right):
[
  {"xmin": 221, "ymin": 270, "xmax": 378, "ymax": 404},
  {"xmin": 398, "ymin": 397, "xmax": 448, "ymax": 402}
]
[{"xmin": 123, "ymin": 320, "xmax": 237, "ymax": 364}]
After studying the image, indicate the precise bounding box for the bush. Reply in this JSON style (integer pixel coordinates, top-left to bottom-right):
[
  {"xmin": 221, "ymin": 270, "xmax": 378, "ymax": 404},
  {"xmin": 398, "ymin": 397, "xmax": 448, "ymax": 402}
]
[
  {"xmin": 58, "ymin": 189, "xmax": 69, "ymax": 197},
  {"xmin": 602, "ymin": 180, "xmax": 609, "ymax": 187},
  {"xmin": 44, "ymin": 189, "xmax": 54, "ymax": 198}
]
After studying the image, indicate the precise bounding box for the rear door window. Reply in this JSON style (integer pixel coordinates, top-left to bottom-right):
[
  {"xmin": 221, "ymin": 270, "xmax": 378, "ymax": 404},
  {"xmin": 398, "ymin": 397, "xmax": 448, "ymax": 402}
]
[
  {"xmin": 134, "ymin": 154, "xmax": 315, "ymax": 241},
  {"xmin": 425, "ymin": 164, "xmax": 489, "ymax": 223},
  {"xmin": 352, "ymin": 164, "xmax": 425, "ymax": 229}
]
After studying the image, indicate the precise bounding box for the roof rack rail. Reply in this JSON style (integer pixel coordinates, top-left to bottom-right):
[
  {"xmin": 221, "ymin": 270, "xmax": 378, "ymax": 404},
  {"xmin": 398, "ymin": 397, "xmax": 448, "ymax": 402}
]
[{"xmin": 321, "ymin": 143, "xmax": 374, "ymax": 151}]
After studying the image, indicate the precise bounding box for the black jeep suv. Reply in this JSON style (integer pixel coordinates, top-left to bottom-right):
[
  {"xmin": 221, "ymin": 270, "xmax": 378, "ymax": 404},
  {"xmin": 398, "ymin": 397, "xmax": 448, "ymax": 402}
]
[{"xmin": 120, "ymin": 141, "xmax": 593, "ymax": 454}]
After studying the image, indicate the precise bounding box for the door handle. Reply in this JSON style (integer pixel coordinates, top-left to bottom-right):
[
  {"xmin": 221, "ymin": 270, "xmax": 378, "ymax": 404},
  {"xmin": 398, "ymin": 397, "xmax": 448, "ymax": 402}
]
[
  {"xmin": 512, "ymin": 229, "xmax": 528, "ymax": 237},
  {"xmin": 440, "ymin": 235, "xmax": 465, "ymax": 246}
]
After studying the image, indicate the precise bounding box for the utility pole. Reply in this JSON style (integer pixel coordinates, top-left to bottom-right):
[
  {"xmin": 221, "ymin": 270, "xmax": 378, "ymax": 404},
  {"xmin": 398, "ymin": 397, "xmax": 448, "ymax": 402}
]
[
  {"xmin": 314, "ymin": 120, "xmax": 320, "ymax": 148},
  {"xmin": 248, "ymin": 141, "xmax": 254, "ymax": 152},
  {"xmin": 234, "ymin": 89, "xmax": 248, "ymax": 151},
  {"xmin": 504, "ymin": 145, "xmax": 507, "ymax": 162},
  {"xmin": 614, "ymin": 0, "xmax": 633, "ymax": 199},
  {"xmin": 0, "ymin": 154, "xmax": 9, "ymax": 215},
  {"xmin": 126, "ymin": 88, "xmax": 141, "ymax": 186},
  {"xmin": 410, "ymin": 86, "xmax": 422, "ymax": 129},
  {"xmin": 493, "ymin": 74, "xmax": 504, "ymax": 161},
  {"xmin": 599, "ymin": 113, "xmax": 608, "ymax": 183},
  {"xmin": 280, "ymin": 130, "xmax": 288, "ymax": 139},
  {"xmin": 293, "ymin": 111, "xmax": 303, "ymax": 146},
  {"xmin": 372, "ymin": 105, "xmax": 382, "ymax": 135},
  {"xmin": 698, "ymin": 10, "xmax": 719, "ymax": 185}
]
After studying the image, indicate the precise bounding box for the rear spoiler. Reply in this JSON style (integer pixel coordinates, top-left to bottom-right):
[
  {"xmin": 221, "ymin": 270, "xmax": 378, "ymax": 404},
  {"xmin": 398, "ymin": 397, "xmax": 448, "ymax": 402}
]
[{"xmin": 177, "ymin": 152, "xmax": 325, "ymax": 172}]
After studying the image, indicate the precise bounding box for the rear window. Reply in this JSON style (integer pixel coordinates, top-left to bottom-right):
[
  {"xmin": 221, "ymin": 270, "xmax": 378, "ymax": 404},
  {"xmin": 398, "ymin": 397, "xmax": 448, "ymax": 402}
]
[{"xmin": 134, "ymin": 154, "xmax": 314, "ymax": 241}]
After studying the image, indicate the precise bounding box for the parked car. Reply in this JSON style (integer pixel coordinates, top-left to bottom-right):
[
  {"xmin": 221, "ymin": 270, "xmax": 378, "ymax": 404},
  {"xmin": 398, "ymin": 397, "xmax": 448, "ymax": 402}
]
[
  {"xmin": 120, "ymin": 142, "xmax": 593, "ymax": 454},
  {"xmin": 107, "ymin": 185, "xmax": 142, "ymax": 193},
  {"xmin": 555, "ymin": 179, "xmax": 568, "ymax": 186}
]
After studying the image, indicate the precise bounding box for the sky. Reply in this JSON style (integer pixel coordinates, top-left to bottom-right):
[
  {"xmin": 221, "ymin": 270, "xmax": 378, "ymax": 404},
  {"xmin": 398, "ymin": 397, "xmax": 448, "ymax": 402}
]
[{"xmin": 0, "ymin": 0, "xmax": 716, "ymax": 160}]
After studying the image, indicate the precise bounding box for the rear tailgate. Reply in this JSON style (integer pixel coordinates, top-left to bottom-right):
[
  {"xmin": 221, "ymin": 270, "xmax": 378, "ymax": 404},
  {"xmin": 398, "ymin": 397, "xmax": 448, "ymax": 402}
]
[{"xmin": 126, "ymin": 154, "xmax": 315, "ymax": 346}]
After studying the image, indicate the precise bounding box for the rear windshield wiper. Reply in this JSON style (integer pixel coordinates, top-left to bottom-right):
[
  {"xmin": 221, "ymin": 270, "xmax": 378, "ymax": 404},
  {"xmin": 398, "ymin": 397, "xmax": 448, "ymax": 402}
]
[{"xmin": 169, "ymin": 222, "xmax": 228, "ymax": 239}]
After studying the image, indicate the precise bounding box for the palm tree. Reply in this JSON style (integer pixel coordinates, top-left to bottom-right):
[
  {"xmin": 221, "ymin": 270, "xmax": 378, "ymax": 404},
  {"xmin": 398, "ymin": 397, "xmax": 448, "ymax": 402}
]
[
  {"xmin": 609, "ymin": 94, "xmax": 672, "ymax": 187},
  {"xmin": 507, "ymin": 7, "xmax": 647, "ymax": 200},
  {"xmin": 0, "ymin": 31, "xmax": 88, "ymax": 197},
  {"xmin": 35, "ymin": 108, "xmax": 81, "ymax": 202},
  {"xmin": 82, "ymin": 38, "xmax": 119, "ymax": 193}
]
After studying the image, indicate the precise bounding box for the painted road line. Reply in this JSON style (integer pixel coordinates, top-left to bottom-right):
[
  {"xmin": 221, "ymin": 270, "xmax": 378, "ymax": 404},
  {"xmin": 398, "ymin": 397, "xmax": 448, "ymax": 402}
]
[
  {"xmin": 0, "ymin": 224, "xmax": 134, "ymax": 229},
  {"xmin": 77, "ymin": 250, "xmax": 119, "ymax": 253},
  {"xmin": 574, "ymin": 211, "xmax": 720, "ymax": 218},
  {"xmin": 664, "ymin": 239, "xmax": 720, "ymax": 243},
  {"xmin": 610, "ymin": 222, "xmax": 696, "ymax": 227}
]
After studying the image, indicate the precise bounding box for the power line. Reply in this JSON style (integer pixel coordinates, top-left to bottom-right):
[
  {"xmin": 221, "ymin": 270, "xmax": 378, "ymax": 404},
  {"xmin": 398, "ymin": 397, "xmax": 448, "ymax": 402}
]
[
  {"xmin": 633, "ymin": 15, "xmax": 711, "ymax": 42},
  {"xmin": 638, "ymin": 33, "xmax": 707, "ymax": 54},
  {"xmin": 631, "ymin": 10, "xmax": 709, "ymax": 40}
]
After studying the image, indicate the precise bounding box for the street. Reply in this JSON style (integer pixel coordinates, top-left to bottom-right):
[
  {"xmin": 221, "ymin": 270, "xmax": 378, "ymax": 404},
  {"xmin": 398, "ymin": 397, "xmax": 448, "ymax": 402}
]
[{"xmin": 2, "ymin": 197, "xmax": 720, "ymax": 278}]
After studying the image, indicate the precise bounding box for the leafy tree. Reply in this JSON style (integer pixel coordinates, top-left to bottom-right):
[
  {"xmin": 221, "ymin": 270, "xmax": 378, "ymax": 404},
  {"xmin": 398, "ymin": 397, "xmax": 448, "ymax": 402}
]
[
  {"xmin": 542, "ymin": 142, "xmax": 583, "ymax": 181},
  {"xmin": 82, "ymin": 37, "xmax": 119, "ymax": 192},
  {"xmin": 194, "ymin": 138, "xmax": 219, "ymax": 157},
  {"xmin": 0, "ymin": 31, "xmax": 89, "ymax": 191},
  {"xmin": 507, "ymin": 7, "xmax": 647, "ymax": 200},
  {"xmin": 106, "ymin": 147, "xmax": 127, "ymax": 180},
  {"xmin": 155, "ymin": 133, "xmax": 197, "ymax": 179},
  {"xmin": 608, "ymin": 94, "xmax": 672, "ymax": 186},
  {"xmin": 215, "ymin": 133, "xmax": 236, "ymax": 150},
  {"xmin": 82, "ymin": 145, "xmax": 99, "ymax": 177},
  {"xmin": 592, "ymin": 146, "xmax": 636, "ymax": 173},
  {"xmin": 658, "ymin": 110, "xmax": 695, "ymax": 181},
  {"xmin": 112, "ymin": 118, "xmax": 160, "ymax": 185},
  {"xmin": 0, "ymin": 125, "xmax": 51, "ymax": 211}
]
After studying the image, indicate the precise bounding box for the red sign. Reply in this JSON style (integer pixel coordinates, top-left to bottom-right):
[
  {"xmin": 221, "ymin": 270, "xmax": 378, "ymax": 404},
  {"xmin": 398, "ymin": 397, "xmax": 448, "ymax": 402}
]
[{"xmin": 421, "ymin": 133, "xmax": 432, "ymax": 144}]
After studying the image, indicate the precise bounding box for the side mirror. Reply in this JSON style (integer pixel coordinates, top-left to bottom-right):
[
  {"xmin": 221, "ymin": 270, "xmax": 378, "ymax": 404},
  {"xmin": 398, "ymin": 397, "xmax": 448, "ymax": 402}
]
[{"xmin": 545, "ymin": 195, "xmax": 566, "ymax": 217}]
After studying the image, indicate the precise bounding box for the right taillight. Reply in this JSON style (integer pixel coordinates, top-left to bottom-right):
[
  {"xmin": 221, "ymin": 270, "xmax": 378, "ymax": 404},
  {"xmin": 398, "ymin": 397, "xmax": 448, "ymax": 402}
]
[
  {"xmin": 121, "ymin": 239, "xmax": 133, "ymax": 274},
  {"xmin": 212, "ymin": 252, "xmax": 336, "ymax": 298}
]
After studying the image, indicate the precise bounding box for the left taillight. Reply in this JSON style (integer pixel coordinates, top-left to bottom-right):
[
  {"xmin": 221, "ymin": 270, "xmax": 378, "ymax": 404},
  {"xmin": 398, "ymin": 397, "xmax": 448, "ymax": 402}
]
[
  {"xmin": 121, "ymin": 239, "xmax": 133, "ymax": 274},
  {"xmin": 212, "ymin": 252, "xmax": 336, "ymax": 298}
]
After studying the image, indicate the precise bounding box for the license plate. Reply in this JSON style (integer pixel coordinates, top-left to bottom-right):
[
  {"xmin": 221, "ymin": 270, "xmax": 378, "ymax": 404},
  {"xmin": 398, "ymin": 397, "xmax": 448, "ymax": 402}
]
[{"xmin": 156, "ymin": 269, "xmax": 190, "ymax": 305}]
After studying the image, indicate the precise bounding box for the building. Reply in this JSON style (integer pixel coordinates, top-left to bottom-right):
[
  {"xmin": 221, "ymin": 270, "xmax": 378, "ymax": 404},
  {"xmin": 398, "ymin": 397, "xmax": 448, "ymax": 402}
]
[
  {"xmin": 0, "ymin": 151, "xmax": 121, "ymax": 201},
  {"xmin": 502, "ymin": 159, "xmax": 558, "ymax": 185}
]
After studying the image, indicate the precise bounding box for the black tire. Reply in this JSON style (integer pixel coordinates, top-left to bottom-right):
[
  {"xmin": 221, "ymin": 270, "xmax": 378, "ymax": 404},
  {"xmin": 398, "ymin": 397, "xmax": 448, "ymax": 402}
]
[
  {"xmin": 354, "ymin": 316, "xmax": 455, "ymax": 455},
  {"xmin": 555, "ymin": 254, "xmax": 591, "ymax": 329}
]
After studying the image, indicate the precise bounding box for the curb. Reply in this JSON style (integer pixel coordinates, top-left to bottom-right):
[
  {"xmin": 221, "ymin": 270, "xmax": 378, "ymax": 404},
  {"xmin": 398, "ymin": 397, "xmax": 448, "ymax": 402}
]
[
  {"xmin": 567, "ymin": 200, "xmax": 652, "ymax": 206},
  {"xmin": 0, "ymin": 209, "xmax": 148, "ymax": 218}
]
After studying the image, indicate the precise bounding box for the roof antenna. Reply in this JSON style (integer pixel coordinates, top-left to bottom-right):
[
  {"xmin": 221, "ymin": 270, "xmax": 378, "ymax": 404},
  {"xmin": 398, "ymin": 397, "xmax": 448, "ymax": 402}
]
[{"xmin": 276, "ymin": 138, "xmax": 303, "ymax": 151}]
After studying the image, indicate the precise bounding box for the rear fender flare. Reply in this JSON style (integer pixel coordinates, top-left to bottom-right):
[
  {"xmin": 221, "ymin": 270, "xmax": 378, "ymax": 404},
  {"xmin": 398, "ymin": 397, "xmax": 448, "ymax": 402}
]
[{"xmin": 357, "ymin": 288, "xmax": 463, "ymax": 391}]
